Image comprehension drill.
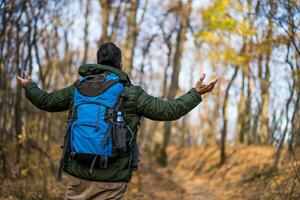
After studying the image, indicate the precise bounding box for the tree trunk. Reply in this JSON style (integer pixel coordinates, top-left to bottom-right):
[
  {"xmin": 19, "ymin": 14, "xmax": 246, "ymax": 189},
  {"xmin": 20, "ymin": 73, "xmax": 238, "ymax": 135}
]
[
  {"xmin": 14, "ymin": 17, "xmax": 23, "ymax": 175},
  {"xmin": 251, "ymin": 54, "xmax": 263, "ymax": 144},
  {"xmin": 236, "ymin": 64, "xmax": 252, "ymax": 144},
  {"xmin": 108, "ymin": 0, "xmax": 124, "ymax": 42},
  {"xmin": 288, "ymin": 53, "xmax": 300, "ymax": 156},
  {"xmin": 98, "ymin": 0, "xmax": 112, "ymax": 45},
  {"xmin": 158, "ymin": 0, "xmax": 192, "ymax": 166},
  {"xmin": 123, "ymin": 0, "xmax": 139, "ymax": 75},
  {"xmin": 236, "ymin": 72, "xmax": 246, "ymax": 143},
  {"xmin": 260, "ymin": 53, "xmax": 271, "ymax": 144},
  {"xmin": 259, "ymin": 1, "xmax": 276, "ymax": 145},
  {"xmin": 220, "ymin": 67, "xmax": 239, "ymax": 165},
  {"xmin": 82, "ymin": 0, "xmax": 90, "ymax": 64}
]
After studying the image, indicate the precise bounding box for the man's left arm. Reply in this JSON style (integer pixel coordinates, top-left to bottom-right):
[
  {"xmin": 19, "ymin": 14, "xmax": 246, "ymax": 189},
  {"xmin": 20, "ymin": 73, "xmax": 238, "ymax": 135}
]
[
  {"xmin": 134, "ymin": 87, "xmax": 202, "ymax": 121},
  {"xmin": 135, "ymin": 73, "xmax": 218, "ymax": 121}
]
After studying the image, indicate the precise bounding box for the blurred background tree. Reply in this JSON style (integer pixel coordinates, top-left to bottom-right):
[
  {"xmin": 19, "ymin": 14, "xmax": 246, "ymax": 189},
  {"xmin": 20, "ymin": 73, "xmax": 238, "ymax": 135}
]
[{"xmin": 0, "ymin": 0, "xmax": 299, "ymax": 199}]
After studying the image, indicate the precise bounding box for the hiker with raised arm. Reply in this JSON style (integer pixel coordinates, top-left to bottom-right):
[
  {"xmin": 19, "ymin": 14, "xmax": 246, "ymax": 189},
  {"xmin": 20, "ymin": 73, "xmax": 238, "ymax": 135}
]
[{"xmin": 17, "ymin": 42, "xmax": 218, "ymax": 200}]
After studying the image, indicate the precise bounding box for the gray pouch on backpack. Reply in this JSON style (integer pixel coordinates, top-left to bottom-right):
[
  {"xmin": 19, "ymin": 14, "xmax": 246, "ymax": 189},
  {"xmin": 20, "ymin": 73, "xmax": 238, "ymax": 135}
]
[{"xmin": 113, "ymin": 122, "xmax": 127, "ymax": 152}]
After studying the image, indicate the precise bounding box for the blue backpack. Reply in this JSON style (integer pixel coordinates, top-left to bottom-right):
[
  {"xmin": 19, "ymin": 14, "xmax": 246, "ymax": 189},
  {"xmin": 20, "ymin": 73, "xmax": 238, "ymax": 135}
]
[{"xmin": 57, "ymin": 72, "xmax": 134, "ymax": 180}]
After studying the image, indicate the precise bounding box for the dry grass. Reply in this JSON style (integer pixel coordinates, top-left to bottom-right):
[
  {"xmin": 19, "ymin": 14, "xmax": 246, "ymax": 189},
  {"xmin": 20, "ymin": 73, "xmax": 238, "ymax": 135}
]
[{"xmin": 168, "ymin": 146, "xmax": 300, "ymax": 200}]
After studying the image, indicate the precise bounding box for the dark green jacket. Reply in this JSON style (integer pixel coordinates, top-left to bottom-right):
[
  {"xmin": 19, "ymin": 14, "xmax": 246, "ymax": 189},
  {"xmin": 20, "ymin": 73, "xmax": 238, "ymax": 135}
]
[{"xmin": 24, "ymin": 64, "xmax": 202, "ymax": 182}]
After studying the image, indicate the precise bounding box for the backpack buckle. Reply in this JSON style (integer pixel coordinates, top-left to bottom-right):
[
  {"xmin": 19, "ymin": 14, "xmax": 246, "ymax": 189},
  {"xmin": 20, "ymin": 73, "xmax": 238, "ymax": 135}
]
[
  {"xmin": 99, "ymin": 156, "xmax": 108, "ymax": 168},
  {"xmin": 68, "ymin": 152, "xmax": 76, "ymax": 162}
]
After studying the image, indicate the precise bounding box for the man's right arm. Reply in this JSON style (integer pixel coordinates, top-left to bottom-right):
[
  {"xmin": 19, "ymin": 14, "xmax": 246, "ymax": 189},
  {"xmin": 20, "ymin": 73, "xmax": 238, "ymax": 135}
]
[
  {"xmin": 133, "ymin": 73, "xmax": 218, "ymax": 121},
  {"xmin": 24, "ymin": 82, "xmax": 73, "ymax": 112}
]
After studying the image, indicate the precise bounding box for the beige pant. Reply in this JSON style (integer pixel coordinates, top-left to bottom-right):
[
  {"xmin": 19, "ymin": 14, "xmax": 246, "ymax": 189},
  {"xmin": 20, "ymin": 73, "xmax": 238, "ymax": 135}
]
[{"xmin": 65, "ymin": 175, "xmax": 127, "ymax": 200}]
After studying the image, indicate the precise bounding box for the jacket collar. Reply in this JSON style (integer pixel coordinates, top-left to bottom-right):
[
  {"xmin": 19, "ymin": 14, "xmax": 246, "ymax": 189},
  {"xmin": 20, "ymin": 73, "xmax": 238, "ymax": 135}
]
[{"xmin": 78, "ymin": 64, "xmax": 131, "ymax": 84}]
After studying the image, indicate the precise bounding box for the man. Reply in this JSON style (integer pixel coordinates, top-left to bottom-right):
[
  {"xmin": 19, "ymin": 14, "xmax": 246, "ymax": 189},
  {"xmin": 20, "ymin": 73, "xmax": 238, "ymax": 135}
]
[{"xmin": 17, "ymin": 42, "xmax": 218, "ymax": 199}]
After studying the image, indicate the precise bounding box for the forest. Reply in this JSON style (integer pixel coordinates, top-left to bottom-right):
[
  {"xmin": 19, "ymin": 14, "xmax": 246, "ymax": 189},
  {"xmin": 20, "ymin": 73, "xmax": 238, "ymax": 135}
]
[{"xmin": 0, "ymin": 0, "xmax": 299, "ymax": 199}]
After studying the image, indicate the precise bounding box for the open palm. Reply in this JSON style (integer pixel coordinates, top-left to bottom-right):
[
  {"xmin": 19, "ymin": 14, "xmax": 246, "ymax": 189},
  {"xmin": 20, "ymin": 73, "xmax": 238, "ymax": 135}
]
[{"xmin": 195, "ymin": 73, "xmax": 218, "ymax": 95}]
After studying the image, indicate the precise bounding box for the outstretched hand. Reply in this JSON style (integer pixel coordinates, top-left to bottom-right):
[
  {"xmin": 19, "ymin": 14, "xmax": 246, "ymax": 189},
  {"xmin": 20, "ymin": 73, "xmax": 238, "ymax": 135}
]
[
  {"xmin": 194, "ymin": 73, "xmax": 218, "ymax": 95},
  {"xmin": 17, "ymin": 71, "xmax": 32, "ymax": 88}
]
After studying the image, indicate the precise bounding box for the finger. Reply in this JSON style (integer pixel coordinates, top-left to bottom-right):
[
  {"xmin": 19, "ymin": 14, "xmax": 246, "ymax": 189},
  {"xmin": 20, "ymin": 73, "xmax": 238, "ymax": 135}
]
[
  {"xmin": 208, "ymin": 82, "xmax": 217, "ymax": 91},
  {"xmin": 199, "ymin": 73, "xmax": 206, "ymax": 82},
  {"xmin": 24, "ymin": 71, "xmax": 30, "ymax": 78},
  {"xmin": 204, "ymin": 85, "xmax": 213, "ymax": 93},
  {"xmin": 210, "ymin": 77, "xmax": 218, "ymax": 83},
  {"xmin": 211, "ymin": 77, "xmax": 218, "ymax": 83},
  {"xmin": 208, "ymin": 78, "xmax": 218, "ymax": 86},
  {"xmin": 17, "ymin": 76, "xmax": 23, "ymax": 85},
  {"xmin": 209, "ymin": 81, "xmax": 217, "ymax": 88},
  {"xmin": 201, "ymin": 84, "xmax": 211, "ymax": 91}
]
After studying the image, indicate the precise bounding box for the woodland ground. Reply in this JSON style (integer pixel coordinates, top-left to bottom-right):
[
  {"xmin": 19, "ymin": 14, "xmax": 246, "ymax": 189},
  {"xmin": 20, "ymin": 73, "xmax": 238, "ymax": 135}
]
[{"xmin": 1, "ymin": 146, "xmax": 299, "ymax": 200}]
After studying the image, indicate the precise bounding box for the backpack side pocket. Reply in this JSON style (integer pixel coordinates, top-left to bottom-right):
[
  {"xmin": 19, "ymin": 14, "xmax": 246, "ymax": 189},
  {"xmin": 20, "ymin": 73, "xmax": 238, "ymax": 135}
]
[{"xmin": 112, "ymin": 122, "xmax": 127, "ymax": 152}]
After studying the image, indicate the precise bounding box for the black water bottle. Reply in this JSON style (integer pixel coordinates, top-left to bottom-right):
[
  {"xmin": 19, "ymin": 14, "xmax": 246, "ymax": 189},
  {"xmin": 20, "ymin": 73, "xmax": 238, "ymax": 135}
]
[{"xmin": 114, "ymin": 111, "xmax": 127, "ymax": 152}]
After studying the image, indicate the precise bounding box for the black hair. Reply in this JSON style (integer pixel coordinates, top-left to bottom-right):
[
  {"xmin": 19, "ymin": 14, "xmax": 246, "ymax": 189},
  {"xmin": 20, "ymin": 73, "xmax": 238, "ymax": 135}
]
[{"xmin": 97, "ymin": 42, "xmax": 122, "ymax": 69}]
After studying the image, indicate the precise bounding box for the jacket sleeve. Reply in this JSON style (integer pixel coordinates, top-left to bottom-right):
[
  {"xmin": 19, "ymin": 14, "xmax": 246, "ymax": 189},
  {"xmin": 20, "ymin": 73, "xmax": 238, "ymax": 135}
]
[
  {"xmin": 24, "ymin": 82, "xmax": 73, "ymax": 112},
  {"xmin": 135, "ymin": 87, "xmax": 202, "ymax": 121}
]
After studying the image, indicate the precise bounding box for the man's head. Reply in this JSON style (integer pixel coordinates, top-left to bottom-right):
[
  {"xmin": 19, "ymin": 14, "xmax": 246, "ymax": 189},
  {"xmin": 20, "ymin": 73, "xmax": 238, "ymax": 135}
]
[{"xmin": 97, "ymin": 42, "xmax": 122, "ymax": 69}]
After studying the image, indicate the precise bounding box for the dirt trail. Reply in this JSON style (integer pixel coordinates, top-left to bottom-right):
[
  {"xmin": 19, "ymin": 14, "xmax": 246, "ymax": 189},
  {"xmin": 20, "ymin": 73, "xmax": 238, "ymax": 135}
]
[
  {"xmin": 181, "ymin": 180, "xmax": 220, "ymax": 200},
  {"xmin": 169, "ymin": 175, "xmax": 223, "ymax": 200},
  {"xmin": 126, "ymin": 146, "xmax": 296, "ymax": 200}
]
